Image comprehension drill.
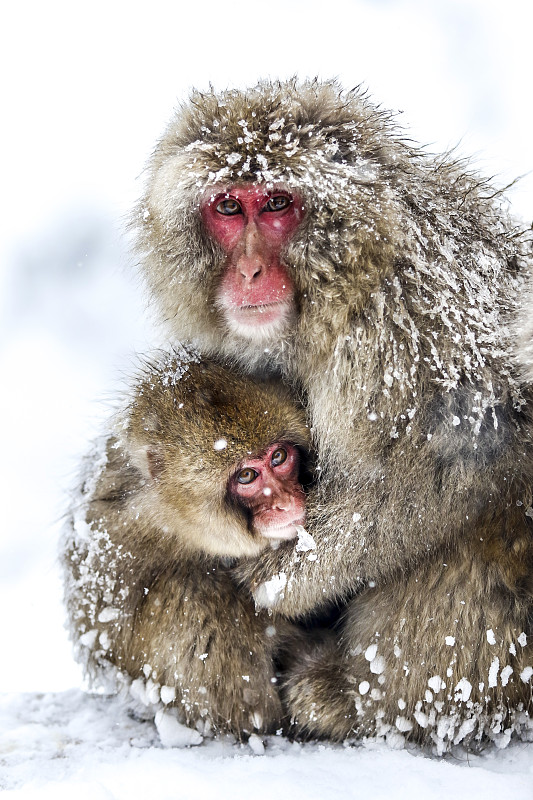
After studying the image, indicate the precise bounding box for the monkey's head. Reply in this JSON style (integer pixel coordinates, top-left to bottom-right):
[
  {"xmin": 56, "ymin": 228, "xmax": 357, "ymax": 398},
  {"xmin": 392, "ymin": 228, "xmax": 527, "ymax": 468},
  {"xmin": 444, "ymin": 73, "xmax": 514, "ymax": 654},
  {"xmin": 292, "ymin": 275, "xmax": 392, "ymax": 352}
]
[
  {"xmin": 134, "ymin": 79, "xmax": 404, "ymax": 369},
  {"xmin": 126, "ymin": 347, "xmax": 311, "ymax": 559}
]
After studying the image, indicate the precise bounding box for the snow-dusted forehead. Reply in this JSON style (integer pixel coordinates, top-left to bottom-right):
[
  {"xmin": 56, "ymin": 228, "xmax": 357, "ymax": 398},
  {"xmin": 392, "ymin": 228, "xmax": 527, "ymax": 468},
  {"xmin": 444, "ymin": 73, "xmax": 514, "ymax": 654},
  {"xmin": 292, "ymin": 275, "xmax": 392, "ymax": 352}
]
[{"xmin": 157, "ymin": 81, "xmax": 393, "ymax": 196}]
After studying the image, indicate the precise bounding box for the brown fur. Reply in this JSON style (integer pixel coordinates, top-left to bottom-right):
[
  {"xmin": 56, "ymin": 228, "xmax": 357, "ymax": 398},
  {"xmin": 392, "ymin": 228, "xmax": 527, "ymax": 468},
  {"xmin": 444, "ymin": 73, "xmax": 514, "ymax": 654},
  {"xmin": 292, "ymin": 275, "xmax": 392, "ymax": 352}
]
[
  {"xmin": 62, "ymin": 346, "xmax": 310, "ymax": 739},
  {"xmin": 129, "ymin": 79, "xmax": 533, "ymax": 749}
]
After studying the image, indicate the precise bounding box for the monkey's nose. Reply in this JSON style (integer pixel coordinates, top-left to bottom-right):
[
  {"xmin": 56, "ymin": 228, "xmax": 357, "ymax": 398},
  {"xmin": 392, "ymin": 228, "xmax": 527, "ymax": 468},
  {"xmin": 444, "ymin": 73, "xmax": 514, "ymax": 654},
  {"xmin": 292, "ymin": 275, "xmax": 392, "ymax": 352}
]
[
  {"xmin": 271, "ymin": 490, "xmax": 293, "ymax": 512},
  {"xmin": 237, "ymin": 256, "xmax": 263, "ymax": 281}
]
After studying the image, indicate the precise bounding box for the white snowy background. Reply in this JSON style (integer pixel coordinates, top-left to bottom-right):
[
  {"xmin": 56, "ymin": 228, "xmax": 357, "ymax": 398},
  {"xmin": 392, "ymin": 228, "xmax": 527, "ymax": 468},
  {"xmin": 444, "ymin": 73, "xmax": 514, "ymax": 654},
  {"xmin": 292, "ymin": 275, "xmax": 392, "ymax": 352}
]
[{"xmin": 1, "ymin": 0, "xmax": 533, "ymax": 796}]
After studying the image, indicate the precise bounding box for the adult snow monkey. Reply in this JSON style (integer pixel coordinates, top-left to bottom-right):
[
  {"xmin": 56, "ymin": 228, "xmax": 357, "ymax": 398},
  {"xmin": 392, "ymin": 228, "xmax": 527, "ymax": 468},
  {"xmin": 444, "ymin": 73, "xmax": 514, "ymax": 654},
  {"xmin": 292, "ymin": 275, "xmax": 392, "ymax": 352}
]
[
  {"xmin": 130, "ymin": 79, "xmax": 532, "ymax": 751},
  {"xmin": 63, "ymin": 348, "xmax": 313, "ymax": 740}
]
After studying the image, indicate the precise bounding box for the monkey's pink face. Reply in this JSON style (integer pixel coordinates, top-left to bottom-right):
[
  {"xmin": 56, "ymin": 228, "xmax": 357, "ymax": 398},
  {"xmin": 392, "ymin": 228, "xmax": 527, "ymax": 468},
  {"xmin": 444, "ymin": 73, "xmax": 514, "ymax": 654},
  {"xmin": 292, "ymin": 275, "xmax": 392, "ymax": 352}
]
[
  {"xmin": 201, "ymin": 187, "xmax": 304, "ymax": 340},
  {"xmin": 229, "ymin": 442, "xmax": 306, "ymax": 540}
]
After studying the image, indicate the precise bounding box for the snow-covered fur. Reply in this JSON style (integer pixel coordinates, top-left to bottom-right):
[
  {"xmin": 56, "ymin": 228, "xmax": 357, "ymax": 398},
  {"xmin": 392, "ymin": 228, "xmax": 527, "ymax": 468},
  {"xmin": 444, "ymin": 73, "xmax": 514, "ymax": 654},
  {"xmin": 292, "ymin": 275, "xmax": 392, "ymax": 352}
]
[
  {"xmin": 514, "ymin": 271, "xmax": 533, "ymax": 383},
  {"xmin": 127, "ymin": 79, "xmax": 533, "ymax": 751}
]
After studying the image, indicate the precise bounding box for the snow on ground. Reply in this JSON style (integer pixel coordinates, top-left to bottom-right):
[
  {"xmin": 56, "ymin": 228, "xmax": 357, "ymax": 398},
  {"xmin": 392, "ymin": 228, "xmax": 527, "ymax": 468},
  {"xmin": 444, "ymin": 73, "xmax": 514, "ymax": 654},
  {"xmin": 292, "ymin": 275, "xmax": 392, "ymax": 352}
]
[{"xmin": 1, "ymin": 691, "xmax": 533, "ymax": 799}]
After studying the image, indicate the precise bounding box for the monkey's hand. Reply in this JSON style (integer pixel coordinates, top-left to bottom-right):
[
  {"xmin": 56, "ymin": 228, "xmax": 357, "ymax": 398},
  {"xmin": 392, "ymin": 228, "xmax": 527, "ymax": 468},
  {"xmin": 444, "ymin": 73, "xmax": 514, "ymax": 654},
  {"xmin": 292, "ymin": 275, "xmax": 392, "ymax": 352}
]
[
  {"xmin": 233, "ymin": 478, "xmax": 364, "ymax": 617},
  {"xmin": 235, "ymin": 527, "xmax": 345, "ymax": 619}
]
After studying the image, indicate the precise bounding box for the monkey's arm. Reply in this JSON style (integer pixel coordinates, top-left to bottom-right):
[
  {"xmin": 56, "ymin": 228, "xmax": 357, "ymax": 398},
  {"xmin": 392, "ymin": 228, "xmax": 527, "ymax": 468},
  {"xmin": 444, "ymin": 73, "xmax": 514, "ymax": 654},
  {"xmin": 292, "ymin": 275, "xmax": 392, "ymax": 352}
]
[
  {"xmin": 237, "ymin": 396, "xmax": 533, "ymax": 618},
  {"xmin": 236, "ymin": 470, "xmax": 448, "ymax": 616},
  {"xmin": 123, "ymin": 561, "xmax": 289, "ymax": 736}
]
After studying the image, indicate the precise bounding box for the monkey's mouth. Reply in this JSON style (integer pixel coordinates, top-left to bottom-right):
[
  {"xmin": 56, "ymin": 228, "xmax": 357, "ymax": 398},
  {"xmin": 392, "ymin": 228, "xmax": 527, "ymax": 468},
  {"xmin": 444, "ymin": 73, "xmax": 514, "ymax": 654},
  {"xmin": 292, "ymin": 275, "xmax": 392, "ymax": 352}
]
[
  {"xmin": 236, "ymin": 301, "xmax": 286, "ymax": 318},
  {"xmin": 260, "ymin": 516, "xmax": 306, "ymax": 541},
  {"xmin": 220, "ymin": 299, "xmax": 296, "ymax": 339}
]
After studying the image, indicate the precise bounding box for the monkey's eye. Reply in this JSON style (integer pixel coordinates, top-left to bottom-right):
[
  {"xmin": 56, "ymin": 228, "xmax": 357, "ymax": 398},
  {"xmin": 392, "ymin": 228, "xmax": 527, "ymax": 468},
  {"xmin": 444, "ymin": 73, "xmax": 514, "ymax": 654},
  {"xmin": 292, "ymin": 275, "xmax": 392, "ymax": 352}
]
[
  {"xmin": 236, "ymin": 467, "xmax": 259, "ymax": 485},
  {"xmin": 216, "ymin": 198, "xmax": 242, "ymax": 215},
  {"xmin": 271, "ymin": 447, "xmax": 288, "ymax": 466},
  {"xmin": 264, "ymin": 195, "xmax": 291, "ymax": 212}
]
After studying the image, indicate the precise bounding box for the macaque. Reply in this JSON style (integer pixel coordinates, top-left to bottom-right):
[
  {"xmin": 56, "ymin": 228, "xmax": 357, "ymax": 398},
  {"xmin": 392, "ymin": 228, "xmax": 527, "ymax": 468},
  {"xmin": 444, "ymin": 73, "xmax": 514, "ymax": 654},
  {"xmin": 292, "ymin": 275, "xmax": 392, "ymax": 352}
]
[
  {"xmin": 128, "ymin": 79, "xmax": 533, "ymax": 751},
  {"xmin": 62, "ymin": 347, "xmax": 311, "ymax": 739}
]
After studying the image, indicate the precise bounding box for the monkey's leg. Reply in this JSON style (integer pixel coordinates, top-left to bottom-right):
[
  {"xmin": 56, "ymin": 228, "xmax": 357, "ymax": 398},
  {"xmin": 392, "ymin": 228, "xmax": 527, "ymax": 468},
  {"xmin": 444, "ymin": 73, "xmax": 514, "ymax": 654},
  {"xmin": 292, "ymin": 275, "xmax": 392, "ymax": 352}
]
[
  {"xmin": 283, "ymin": 546, "xmax": 533, "ymax": 750},
  {"xmin": 126, "ymin": 563, "xmax": 289, "ymax": 739}
]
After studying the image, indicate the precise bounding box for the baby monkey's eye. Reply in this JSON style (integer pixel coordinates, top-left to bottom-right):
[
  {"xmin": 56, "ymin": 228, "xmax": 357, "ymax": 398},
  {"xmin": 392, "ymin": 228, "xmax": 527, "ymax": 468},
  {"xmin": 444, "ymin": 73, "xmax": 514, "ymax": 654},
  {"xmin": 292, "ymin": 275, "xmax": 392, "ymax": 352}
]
[
  {"xmin": 271, "ymin": 447, "xmax": 288, "ymax": 466},
  {"xmin": 236, "ymin": 467, "xmax": 259, "ymax": 485}
]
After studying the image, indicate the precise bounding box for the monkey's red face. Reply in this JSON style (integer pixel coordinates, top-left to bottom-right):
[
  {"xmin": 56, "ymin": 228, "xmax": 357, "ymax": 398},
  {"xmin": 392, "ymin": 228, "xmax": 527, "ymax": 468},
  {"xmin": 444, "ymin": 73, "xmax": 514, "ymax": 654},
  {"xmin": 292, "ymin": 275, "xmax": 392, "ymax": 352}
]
[
  {"xmin": 201, "ymin": 186, "xmax": 304, "ymax": 340},
  {"xmin": 229, "ymin": 442, "xmax": 306, "ymax": 540}
]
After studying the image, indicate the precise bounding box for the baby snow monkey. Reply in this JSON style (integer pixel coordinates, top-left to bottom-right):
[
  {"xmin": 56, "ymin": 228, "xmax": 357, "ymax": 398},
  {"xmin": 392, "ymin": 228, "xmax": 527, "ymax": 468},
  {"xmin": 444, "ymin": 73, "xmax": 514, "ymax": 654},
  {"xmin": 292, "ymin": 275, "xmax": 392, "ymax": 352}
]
[{"xmin": 62, "ymin": 346, "xmax": 311, "ymax": 740}]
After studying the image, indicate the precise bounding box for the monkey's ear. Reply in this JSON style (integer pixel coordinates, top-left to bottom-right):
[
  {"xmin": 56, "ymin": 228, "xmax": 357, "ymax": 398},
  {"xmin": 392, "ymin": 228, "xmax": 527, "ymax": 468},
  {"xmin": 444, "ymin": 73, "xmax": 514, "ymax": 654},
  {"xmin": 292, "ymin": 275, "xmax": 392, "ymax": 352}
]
[{"xmin": 130, "ymin": 443, "xmax": 164, "ymax": 480}]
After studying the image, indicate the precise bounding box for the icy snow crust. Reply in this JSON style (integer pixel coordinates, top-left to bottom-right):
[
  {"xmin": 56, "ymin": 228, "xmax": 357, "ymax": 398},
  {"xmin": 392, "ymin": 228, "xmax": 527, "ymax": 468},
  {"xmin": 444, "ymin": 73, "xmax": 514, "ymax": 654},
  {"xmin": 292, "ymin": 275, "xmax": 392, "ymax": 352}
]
[{"xmin": 1, "ymin": 690, "xmax": 533, "ymax": 798}]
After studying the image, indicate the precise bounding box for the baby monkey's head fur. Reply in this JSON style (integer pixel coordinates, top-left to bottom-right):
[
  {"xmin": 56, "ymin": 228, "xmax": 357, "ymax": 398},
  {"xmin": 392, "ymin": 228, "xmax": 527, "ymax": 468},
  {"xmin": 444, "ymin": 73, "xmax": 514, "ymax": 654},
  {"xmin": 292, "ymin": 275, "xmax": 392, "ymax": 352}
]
[{"xmin": 126, "ymin": 347, "xmax": 311, "ymax": 558}]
